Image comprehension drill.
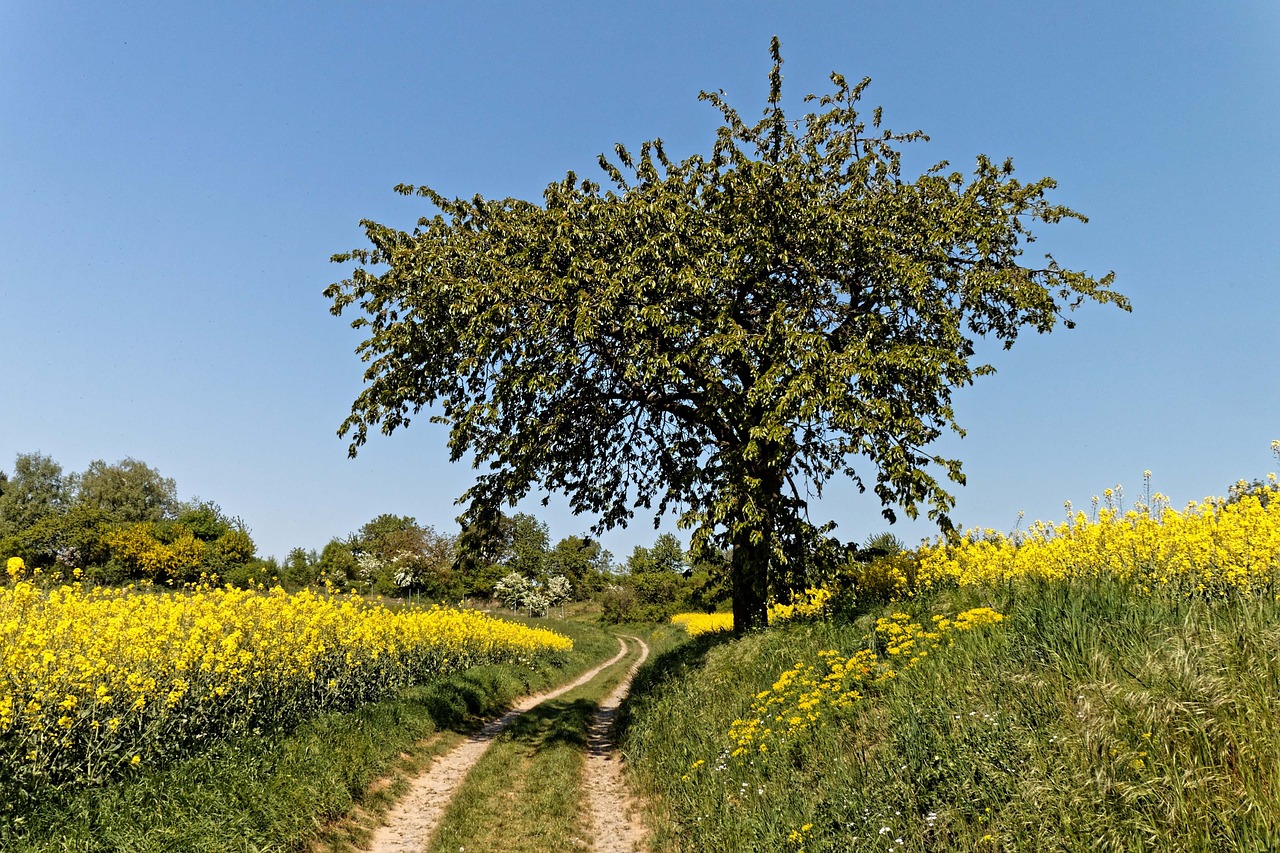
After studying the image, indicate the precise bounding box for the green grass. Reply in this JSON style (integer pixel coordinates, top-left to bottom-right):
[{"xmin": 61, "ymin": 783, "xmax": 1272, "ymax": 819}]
[
  {"xmin": 622, "ymin": 581, "xmax": 1280, "ymax": 852},
  {"xmin": 425, "ymin": 632, "xmax": 648, "ymax": 853},
  {"xmin": 3, "ymin": 618, "xmax": 617, "ymax": 853}
]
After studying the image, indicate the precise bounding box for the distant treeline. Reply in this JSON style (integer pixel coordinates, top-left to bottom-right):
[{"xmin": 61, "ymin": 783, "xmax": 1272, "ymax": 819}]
[
  {"xmin": 0, "ymin": 452, "xmax": 259, "ymax": 586},
  {"xmin": 0, "ymin": 452, "xmax": 733, "ymax": 615}
]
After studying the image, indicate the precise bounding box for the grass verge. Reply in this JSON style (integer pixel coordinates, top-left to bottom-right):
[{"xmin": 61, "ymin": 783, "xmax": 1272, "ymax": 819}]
[
  {"xmin": 622, "ymin": 581, "xmax": 1280, "ymax": 852},
  {"xmin": 4, "ymin": 618, "xmax": 616, "ymax": 853}
]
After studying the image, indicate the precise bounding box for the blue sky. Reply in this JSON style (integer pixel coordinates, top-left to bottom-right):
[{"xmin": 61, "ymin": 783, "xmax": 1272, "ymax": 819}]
[{"xmin": 2, "ymin": 2, "xmax": 1277, "ymax": 562}]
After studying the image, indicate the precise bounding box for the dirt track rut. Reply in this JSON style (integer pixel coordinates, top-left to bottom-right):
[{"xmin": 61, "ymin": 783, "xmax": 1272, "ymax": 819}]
[
  {"xmin": 365, "ymin": 635, "xmax": 645, "ymax": 853},
  {"xmin": 584, "ymin": 634, "xmax": 650, "ymax": 853}
]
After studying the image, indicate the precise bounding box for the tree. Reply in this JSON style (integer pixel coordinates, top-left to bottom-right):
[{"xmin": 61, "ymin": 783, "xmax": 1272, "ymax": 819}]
[
  {"xmin": 0, "ymin": 452, "xmax": 73, "ymax": 537},
  {"xmin": 625, "ymin": 532, "xmax": 688, "ymax": 575},
  {"xmin": 545, "ymin": 535, "xmax": 611, "ymax": 599},
  {"xmin": 11, "ymin": 504, "xmax": 112, "ymax": 577},
  {"xmin": 351, "ymin": 514, "xmax": 458, "ymax": 596},
  {"xmin": 317, "ymin": 538, "xmax": 360, "ymax": 589},
  {"xmin": 174, "ymin": 499, "xmax": 236, "ymax": 541},
  {"xmin": 282, "ymin": 547, "xmax": 319, "ymax": 589},
  {"xmin": 685, "ymin": 543, "xmax": 731, "ymax": 612},
  {"xmin": 493, "ymin": 571, "xmax": 551, "ymax": 616},
  {"xmin": 545, "ymin": 574, "xmax": 572, "ymax": 610},
  {"xmin": 78, "ymin": 458, "xmax": 178, "ymax": 523},
  {"xmin": 504, "ymin": 513, "xmax": 549, "ymax": 579},
  {"xmin": 326, "ymin": 40, "xmax": 1128, "ymax": 632}
]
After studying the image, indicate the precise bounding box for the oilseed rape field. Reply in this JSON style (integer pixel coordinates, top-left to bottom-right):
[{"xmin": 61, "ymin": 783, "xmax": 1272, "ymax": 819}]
[
  {"xmin": 636, "ymin": 481, "xmax": 1280, "ymax": 851},
  {"xmin": 0, "ymin": 570, "xmax": 571, "ymax": 808},
  {"xmin": 916, "ymin": 491, "xmax": 1280, "ymax": 595},
  {"xmin": 670, "ymin": 587, "xmax": 832, "ymax": 637}
]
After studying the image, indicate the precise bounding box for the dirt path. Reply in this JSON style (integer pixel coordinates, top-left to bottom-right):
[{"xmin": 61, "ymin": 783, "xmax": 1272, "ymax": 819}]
[
  {"xmin": 584, "ymin": 634, "xmax": 651, "ymax": 853},
  {"xmin": 365, "ymin": 638, "xmax": 631, "ymax": 853}
]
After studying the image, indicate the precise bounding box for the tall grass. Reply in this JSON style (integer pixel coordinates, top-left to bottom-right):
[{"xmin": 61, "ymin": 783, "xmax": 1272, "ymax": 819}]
[{"xmin": 623, "ymin": 581, "xmax": 1280, "ymax": 852}]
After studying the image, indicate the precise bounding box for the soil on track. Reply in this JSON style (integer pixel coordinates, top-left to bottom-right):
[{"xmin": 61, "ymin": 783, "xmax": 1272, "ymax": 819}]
[
  {"xmin": 364, "ymin": 635, "xmax": 648, "ymax": 853},
  {"xmin": 584, "ymin": 635, "xmax": 651, "ymax": 853}
]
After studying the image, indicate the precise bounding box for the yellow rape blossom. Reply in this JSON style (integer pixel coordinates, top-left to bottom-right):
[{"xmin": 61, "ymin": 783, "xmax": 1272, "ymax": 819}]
[
  {"xmin": 671, "ymin": 588, "xmax": 832, "ymax": 636},
  {"xmin": 0, "ymin": 583, "xmax": 571, "ymax": 791},
  {"xmin": 916, "ymin": 490, "xmax": 1280, "ymax": 595},
  {"xmin": 726, "ymin": 608, "xmax": 1003, "ymax": 757}
]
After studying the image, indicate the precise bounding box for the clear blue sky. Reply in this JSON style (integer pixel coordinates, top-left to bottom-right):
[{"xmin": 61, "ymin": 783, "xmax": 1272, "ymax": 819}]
[{"xmin": 2, "ymin": 2, "xmax": 1277, "ymax": 562}]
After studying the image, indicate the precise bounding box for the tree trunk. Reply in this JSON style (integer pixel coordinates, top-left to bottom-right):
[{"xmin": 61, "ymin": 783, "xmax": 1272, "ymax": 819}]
[{"xmin": 730, "ymin": 529, "xmax": 770, "ymax": 635}]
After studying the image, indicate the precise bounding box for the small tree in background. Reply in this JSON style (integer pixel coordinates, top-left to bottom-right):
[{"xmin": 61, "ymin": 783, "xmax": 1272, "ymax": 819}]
[
  {"xmin": 350, "ymin": 513, "xmax": 459, "ymax": 597},
  {"xmin": 493, "ymin": 571, "xmax": 552, "ymax": 616},
  {"xmin": 545, "ymin": 574, "xmax": 572, "ymax": 617},
  {"xmin": 453, "ymin": 510, "xmax": 555, "ymax": 598},
  {"xmin": 545, "ymin": 535, "xmax": 611, "ymax": 600},
  {"xmin": 317, "ymin": 539, "xmax": 360, "ymax": 589},
  {"xmin": 282, "ymin": 547, "xmax": 319, "ymax": 589},
  {"xmin": 9, "ymin": 504, "xmax": 112, "ymax": 579},
  {"xmin": 505, "ymin": 513, "xmax": 549, "ymax": 580}
]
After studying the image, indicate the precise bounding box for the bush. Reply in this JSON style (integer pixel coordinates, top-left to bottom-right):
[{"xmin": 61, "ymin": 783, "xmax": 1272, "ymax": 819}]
[{"xmin": 599, "ymin": 584, "xmax": 638, "ymax": 623}]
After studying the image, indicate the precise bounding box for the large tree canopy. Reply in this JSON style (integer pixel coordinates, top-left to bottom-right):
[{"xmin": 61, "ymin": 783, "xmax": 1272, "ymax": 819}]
[
  {"xmin": 78, "ymin": 457, "xmax": 179, "ymax": 524},
  {"xmin": 326, "ymin": 40, "xmax": 1128, "ymax": 631}
]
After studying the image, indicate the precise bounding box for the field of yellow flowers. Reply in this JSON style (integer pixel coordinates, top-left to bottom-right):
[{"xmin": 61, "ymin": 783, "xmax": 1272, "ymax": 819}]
[
  {"xmin": 629, "ymin": 479, "xmax": 1280, "ymax": 852},
  {"xmin": 0, "ymin": 567, "xmax": 571, "ymax": 802},
  {"xmin": 921, "ymin": 493, "xmax": 1280, "ymax": 592},
  {"xmin": 829, "ymin": 486, "xmax": 1280, "ymax": 600},
  {"xmin": 670, "ymin": 587, "xmax": 832, "ymax": 636}
]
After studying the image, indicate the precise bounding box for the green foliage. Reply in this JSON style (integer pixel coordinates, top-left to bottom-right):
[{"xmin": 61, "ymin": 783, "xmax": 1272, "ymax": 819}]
[
  {"xmin": 281, "ymin": 547, "xmax": 319, "ymax": 590},
  {"xmin": 863, "ymin": 531, "xmax": 906, "ymax": 556},
  {"xmin": 625, "ymin": 533, "xmax": 687, "ymax": 575},
  {"xmin": 544, "ymin": 535, "xmax": 611, "ymax": 600},
  {"xmin": 598, "ymin": 584, "xmax": 639, "ymax": 624},
  {"xmin": 600, "ymin": 534, "xmax": 730, "ymax": 623},
  {"xmin": 77, "ymin": 458, "xmax": 178, "ymax": 523},
  {"xmin": 212, "ymin": 528, "xmax": 255, "ymax": 567},
  {"xmin": 0, "ymin": 452, "xmax": 73, "ymax": 538},
  {"xmin": 0, "ymin": 454, "xmax": 258, "ymax": 588},
  {"xmin": 452, "ymin": 511, "xmax": 581, "ymax": 599},
  {"xmin": 317, "ymin": 538, "xmax": 360, "ymax": 589},
  {"xmin": 622, "ymin": 571, "xmax": 687, "ymax": 623},
  {"xmin": 174, "ymin": 500, "xmax": 239, "ymax": 542},
  {"xmin": 351, "ymin": 514, "xmax": 460, "ymax": 598},
  {"xmin": 221, "ymin": 556, "xmax": 279, "ymax": 589},
  {"xmin": 684, "ymin": 545, "xmax": 732, "ymax": 612},
  {"xmin": 327, "ymin": 39, "xmax": 1127, "ymax": 633},
  {"xmin": 460, "ymin": 561, "xmax": 509, "ymax": 600},
  {"xmin": 505, "ymin": 513, "xmax": 550, "ymax": 580},
  {"xmin": 10, "ymin": 504, "xmax": 112, "ymax": 577}
]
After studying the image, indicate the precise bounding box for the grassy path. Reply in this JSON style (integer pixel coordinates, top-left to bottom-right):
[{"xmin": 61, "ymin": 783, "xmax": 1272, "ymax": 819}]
[
  {"xmin": 407, "ymin": 634, "xmax": 650, "ymax": 853},
  {"xmin": 365, "ymin": 637, "xmax": 631, "ymax": 853}
]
